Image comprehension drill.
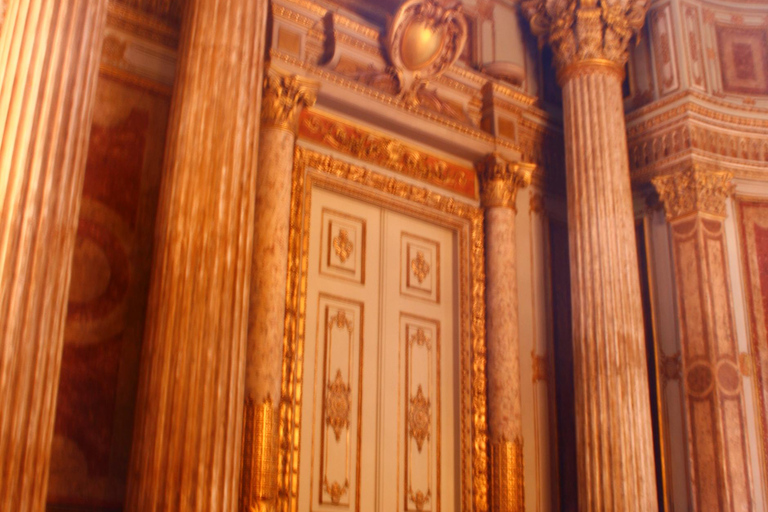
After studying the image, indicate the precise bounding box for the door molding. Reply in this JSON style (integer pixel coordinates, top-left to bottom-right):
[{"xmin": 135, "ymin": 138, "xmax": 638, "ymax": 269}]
[{"xmin": 279, "ymin": 146, "xmax": 489, "ymax": 511}]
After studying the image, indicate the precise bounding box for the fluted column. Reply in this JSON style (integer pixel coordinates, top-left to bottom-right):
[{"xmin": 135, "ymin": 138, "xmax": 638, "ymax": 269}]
[
  {"xmin": 478, "ymin": 154, "xmax": 532, "ymax": 512},
  {"xmin": 124, "ymin": 0, "xmax": 268, "ymax": 510},
  {"xmin": 653, "ymin": 165, "xmax": 752, "ymax": 511},
  {"xmin": 521, "ymin": 1, "xmax": 658, "ymax": 510},
  {"xmin": 0, "ymin": 2, "xmax": 107, "ymax": 510},
  {"xmin": 241, "ymin": 67, "xmax": 317, "ymax": 512}
]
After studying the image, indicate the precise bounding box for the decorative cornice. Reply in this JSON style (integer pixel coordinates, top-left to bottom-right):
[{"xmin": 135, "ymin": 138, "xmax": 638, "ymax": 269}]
[
  {"xmin": 651, "ymin": 164, "xmax": 734, "ymax": 220},
  {"xmin": 261, "ymin": 68, "xmax": 319, "ymax": 133},
  {"xmin": 476, "ymin": 153, "xmax": 533, "ymax": 210},
  {"xmin": 520, "ymin": 0, "xmax": 648, "ymax": 78}
]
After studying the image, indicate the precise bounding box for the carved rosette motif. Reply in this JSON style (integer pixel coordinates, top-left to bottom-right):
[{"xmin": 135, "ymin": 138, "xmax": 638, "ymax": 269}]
[
  {"xmin": 333, "ymin": 229, "xmax": 353, "ymax": 263},
  {"xmin": 476, "ymin": 153, "xmax": 533, "ymax": 210},
  {"xmin": 325, "ymin": 369, "xmax": 351, "ymax": 441},
  {"xmin": 261, "ymin": 68, "xmax": 318, "ymax": 133},
  {"xmin": 652, "ymin": 164, "xmax": 734, "ymax": 220},
  {"xmin": 409, "ymin": 385, "xmax": 431, "ymax": 452},
  {"xmin": 411, "ymin": 251, "xmax": 431, "ymax": 283},
  {"xmin": 521, "ymin": 0, "xmax": 649, "ymax": 78}
]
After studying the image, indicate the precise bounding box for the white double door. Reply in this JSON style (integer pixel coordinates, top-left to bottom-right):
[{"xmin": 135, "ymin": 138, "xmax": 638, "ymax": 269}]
[{"xmin": 298, "ymin": 186, "xmax": 459, "ymax": 512}]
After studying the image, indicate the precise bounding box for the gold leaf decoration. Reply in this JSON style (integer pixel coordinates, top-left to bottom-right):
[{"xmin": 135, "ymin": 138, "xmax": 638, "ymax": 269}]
[
  {"xmin": 325, "ymin": 369, "xmax": 351, "ymax": 442},
  {"xmin": 411, "ymin": 251, "xmax": 430, "ymax": 283},
  {"xmin": 333, "ymin": 229, "xmax": 353, "ymax": 263},
  {"xmin": 409, "ymin": 384, "xmax": 431, "ymax": 452}
]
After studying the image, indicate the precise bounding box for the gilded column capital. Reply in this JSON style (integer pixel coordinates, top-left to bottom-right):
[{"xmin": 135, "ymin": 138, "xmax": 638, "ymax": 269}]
[
  {"xmin": 520, "ymin": 0, "xmax": 649, "ymax": 82},
  {"xmin": 476, "ymin": 153, "xmax": 533, "ymax": 210},
  {"xmin": 261, "ymin": 68, "xmax": 318, "ymax": 134},
  {"xmin": 651, "ymin": 164, "xmax": 734, "ymax": 221}
]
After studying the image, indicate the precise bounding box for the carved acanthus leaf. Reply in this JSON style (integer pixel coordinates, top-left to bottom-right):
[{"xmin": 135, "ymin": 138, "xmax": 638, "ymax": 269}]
[
  {"xmin": 476, "ymin": 153, "xmax": 533, "ymax": 210},
  {"xmin": 520, "ymin": 0, "xmax": 649, "ymax": 71},
  {"xmin": 651, "ymin": 164, "xmax": 734, "ymax": 220}
]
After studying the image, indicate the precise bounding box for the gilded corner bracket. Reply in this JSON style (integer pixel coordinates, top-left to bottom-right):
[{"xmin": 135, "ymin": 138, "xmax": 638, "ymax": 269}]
[
  {"xmin": 489, "ymin": 437, "xmax": 524, "ymax": 512},
  {"xmin": 241, "ymin": 396, "xmax": 280, "ymax": 512}
]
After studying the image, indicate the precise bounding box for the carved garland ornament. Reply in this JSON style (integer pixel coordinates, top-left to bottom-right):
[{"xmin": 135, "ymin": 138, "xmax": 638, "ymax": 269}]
[{"xmin": 521, "ymin": 0, "xmax": 649, "ymax": 76}]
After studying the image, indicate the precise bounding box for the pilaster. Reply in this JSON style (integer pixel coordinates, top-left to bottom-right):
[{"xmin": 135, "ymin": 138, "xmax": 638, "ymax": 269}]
[
  {"xmin": 242, "ymin": 67, "xmax": 317, "ymax": 512},
  {"xmin": 477, "ymin": 153, "xmax": 532, "ymax": 512},
  {"xmin": 653, "ymin": 164, "xmax": 753, "ymax": 511}
]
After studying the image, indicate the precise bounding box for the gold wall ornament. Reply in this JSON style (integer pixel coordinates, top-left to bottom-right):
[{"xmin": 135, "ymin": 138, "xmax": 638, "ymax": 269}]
[
  {"xmin": 411, "ymin": 251, "xmax": 431, "ymax": 284},
  {"xmin": 325, "ymin": 369, "xmax": 351, "ymax": 441},
  {"xmin": 261, "ymin": 67, "xmax": 319, "ymax": 133},
  {"xmin": 333, "ymin": 229, "xmax": 353, "ymax": 263},
  {"xmin": 241, "ymin": 396, "xmax": 279, "ymax": 512},
  {"xmin": 520, "ymin": 0, "xmax": 649, "ymax": 76},
  {"xmin": 489, "ymin": 436, "xmax": 524, "ymax": 512},
  {"xmin": 651, "ymin": 164, "xmax": 734, "ymax": 221},
  {"xmin": 410, "ymin": 327, "xmax": 432, "ymax": 349},
  {"xmin": 408, "ymin": 486, "xmax": 432, "ymax": 511},
  {"xmin": 409, "ymin": 384, "xmax": 432, "ymax": 452},
  {"xmin": 299, "ymin": 110, "xmax": 476, "ymax": 198},
  {"xmin": 323, "ymin": 478, "xmax": 349, "ymax": 504},
  {"xmin": 388, "ymin": 0, "xmax": 468, "ymax": 100},
  {"xmin": 476, "ymin": 153, "xmax": 534, "ymax": 210}
]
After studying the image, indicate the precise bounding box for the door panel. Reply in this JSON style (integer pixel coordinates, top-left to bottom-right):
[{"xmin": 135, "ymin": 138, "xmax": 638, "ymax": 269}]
[{"xmin": 299, "ymin": 187, "xmax": 457, "ymax": 512}]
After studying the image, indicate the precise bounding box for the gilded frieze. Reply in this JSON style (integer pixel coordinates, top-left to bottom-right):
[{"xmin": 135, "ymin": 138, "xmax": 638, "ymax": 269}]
[{"xmin": 298, "ymin": 110, "xmax": 477, "ymax": 198}]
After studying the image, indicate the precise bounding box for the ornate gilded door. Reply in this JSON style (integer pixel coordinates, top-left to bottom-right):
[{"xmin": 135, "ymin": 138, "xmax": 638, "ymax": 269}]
[{"xmin": 298, "ymin": 186, "xmax": 458, "ymax": 512}]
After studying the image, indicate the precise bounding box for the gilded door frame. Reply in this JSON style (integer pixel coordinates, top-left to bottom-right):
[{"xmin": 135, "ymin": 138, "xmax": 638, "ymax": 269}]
[{"xmin": 278, "ymin": 146, "xmax": 489, "ymax": 511}]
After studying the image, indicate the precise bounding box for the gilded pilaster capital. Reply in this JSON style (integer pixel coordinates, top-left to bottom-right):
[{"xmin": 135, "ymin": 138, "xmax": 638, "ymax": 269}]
[
  {"xmin": 520, "ymin": 0, "xmax": 649, "ymax": 80},
  {"xmin": 261, "ymin": 68, "xmax": 318, "ymax": 134},
  {"xmin": 651, "ymin": 164, "xmax": 734, "ymax": 221},
  {"xmin": 476, "ymin": 153, "xmax": 533, "ymax": 210}
]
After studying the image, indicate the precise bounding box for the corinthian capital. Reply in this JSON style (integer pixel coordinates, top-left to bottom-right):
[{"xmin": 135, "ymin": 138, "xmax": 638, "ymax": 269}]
[
  {"xmin": 521, "ymin": 0, "xmax": 648, "ymax": 75},
  {"xmin": 651, "ymin": 164, "xmax": 734, "ymax": 221},
  {"xmin": 261, "ymin": 68, "xmax": 318, "ymax": 133},
  {"xmin": 477, "ymin": 154, "xmax": 533, "ymax": 210}
]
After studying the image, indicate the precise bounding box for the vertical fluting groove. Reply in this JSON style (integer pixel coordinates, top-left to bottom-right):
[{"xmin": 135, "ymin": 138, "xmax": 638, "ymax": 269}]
[
  {"xmin": 125, "ymin": 0, "xmax": 266, "ymax": 510},
  {"xmin": 562, "ymin": 71, "xmax": 657, "ymax": 512},
  {"xmin": 0, "ymin": 1, "xmax": 107, "ymax": 511}
]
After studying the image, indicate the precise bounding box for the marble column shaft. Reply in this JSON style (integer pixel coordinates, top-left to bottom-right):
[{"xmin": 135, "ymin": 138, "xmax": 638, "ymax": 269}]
[
  {"xmin": 561, "ymin": 66, "xmax": 658, "ymax": 511},
  {"xmin": 124, "ymin": 0, "xmax": 267, "ymax": 510},
  {"xmin": 241, "ymin": 69, "xmax": 317, "ymax": 511},
  {"xmin": 0, "ymin": 1, "xmax": 107, "ymax": 510},
  {"xmin": 478, "ymin": 154, "xmax": 531, "ymax": 512},
  {"xmin": 653, "ymin": 166, "xmax": 752, "ymax": 511},
  {"xmin": 560, "ymin": 66, "xmax": 658, "ymax": 511}
]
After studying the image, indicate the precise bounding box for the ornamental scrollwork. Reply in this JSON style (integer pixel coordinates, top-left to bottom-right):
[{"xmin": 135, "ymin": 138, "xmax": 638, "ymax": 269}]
[
  {"xmin": 409, "ymin": 385, "xmax": 431, "ymax": 452},
  {"xmin": 325, "ymin": 369, "xmax": 351, "ymax": 441},
  {"xmin": 333, "ymin": 229, "xmax": 353, "ymax": 263}
]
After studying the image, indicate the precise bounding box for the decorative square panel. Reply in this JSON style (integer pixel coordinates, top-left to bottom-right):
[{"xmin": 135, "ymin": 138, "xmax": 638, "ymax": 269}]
[
  {"xmin": 716, "ymin": 24, "xmax": 768, "ymax": 95},
  {"xmin": 650, "ymin": 5, "xmax": 681, "ymax": 96},
  {"xmin": 320, "ymin": 208, "xmax": 366, "ymax": 284},
  {"xmin": 401, "ymin": 232, "xmax": 439, "ymax": 303}
]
